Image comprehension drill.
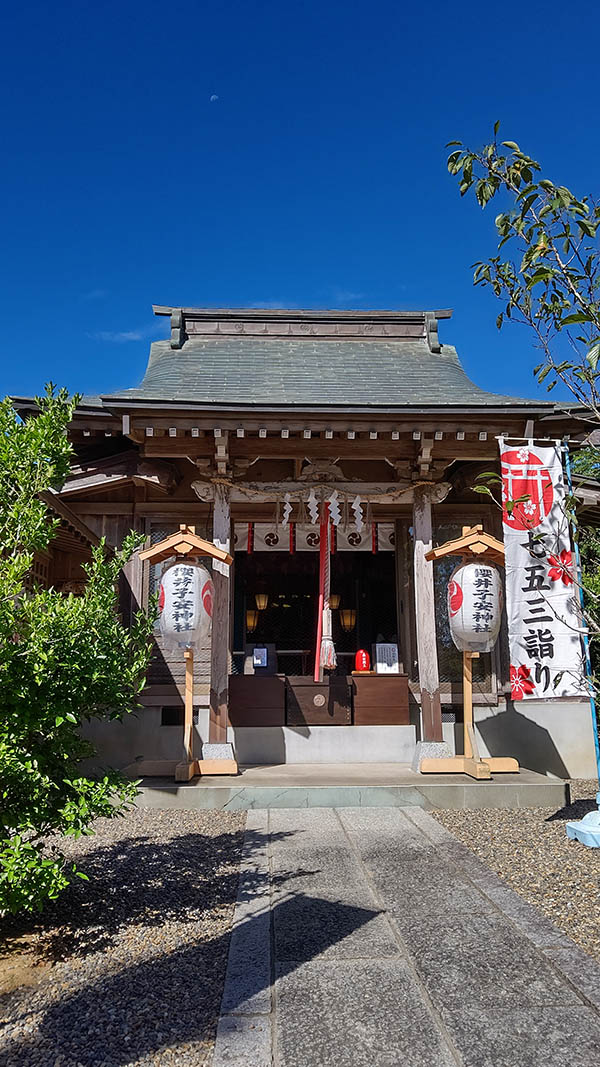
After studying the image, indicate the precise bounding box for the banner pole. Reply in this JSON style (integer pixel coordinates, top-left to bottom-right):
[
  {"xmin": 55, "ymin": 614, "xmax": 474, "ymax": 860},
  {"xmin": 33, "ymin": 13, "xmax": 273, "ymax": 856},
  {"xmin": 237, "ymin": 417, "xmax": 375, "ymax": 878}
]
[{"xmin": 562, "ymin": 439, "xmax": 600, "ymax": 790}]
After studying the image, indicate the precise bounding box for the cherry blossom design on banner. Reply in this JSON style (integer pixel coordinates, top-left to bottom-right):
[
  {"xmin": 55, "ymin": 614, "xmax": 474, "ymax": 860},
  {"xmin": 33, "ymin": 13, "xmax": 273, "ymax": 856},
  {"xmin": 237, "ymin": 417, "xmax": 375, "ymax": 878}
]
[{"xmin": 500, "ymin": 440, "xmax": 585, "ymax": 700}]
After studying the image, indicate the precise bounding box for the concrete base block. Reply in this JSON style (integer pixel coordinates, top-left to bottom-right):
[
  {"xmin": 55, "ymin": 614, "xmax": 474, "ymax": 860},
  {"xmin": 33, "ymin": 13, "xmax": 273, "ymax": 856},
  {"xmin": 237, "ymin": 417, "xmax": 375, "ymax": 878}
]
[
  {"xmin": 199, "ymin": 742, "xmax": 238, "ymax": 776},
  {"xmin": 203, "ymin": 742, "xmax": 236, "ymax": 760},
  {"xmin": 229, "ymin": 725, "xmax": 417, "ymax": 765},
  {"xmin": 411, "ymin": 741, "xmax": 453, "ymax": 773}
]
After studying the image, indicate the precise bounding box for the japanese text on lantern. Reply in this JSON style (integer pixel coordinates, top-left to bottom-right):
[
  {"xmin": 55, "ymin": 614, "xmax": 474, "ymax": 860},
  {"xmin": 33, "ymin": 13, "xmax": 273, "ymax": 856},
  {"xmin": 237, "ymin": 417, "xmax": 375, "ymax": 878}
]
[
  {"xmin": 472, "ymin": 565, "xmax": 495, "ymax": 633},
  {"xmin": 171, "ymin": 565, "xmax": 195, "ymax": 632}
]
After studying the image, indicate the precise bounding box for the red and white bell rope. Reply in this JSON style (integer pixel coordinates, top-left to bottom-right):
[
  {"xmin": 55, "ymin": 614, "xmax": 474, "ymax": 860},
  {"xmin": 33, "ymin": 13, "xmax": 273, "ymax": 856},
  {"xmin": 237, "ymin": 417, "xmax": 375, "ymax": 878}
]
[{"xmin": 314, "ymin": 504, "xmax": 337, "ymax": 680}]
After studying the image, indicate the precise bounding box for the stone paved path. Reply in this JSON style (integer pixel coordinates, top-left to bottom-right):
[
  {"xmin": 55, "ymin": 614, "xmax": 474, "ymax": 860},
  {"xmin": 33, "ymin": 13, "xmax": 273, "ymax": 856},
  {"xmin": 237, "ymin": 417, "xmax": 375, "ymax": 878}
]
[{"xmin": 212, "ymin": 807, "xmax": 600, "ymax": 1067}]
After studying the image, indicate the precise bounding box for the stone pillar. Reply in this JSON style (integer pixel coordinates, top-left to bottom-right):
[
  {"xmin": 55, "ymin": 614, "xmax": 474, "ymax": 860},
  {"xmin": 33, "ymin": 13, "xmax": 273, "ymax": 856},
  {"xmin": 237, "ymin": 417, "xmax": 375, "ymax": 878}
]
[
  {"xmin": 412, "ymin": 486, "xmax": 443, "ymax": 742},
  {"xmin": 209, "ymin": 483, "xmax": 231, "ymax": 743}
]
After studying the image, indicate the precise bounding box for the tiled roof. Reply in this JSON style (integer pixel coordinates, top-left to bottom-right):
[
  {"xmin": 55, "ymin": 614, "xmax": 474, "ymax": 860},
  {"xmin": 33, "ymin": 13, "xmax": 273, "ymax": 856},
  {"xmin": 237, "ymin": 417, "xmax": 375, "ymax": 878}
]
[{"xmin": 103, "ymin": 336, "xmax": 545, "ymax": 409}]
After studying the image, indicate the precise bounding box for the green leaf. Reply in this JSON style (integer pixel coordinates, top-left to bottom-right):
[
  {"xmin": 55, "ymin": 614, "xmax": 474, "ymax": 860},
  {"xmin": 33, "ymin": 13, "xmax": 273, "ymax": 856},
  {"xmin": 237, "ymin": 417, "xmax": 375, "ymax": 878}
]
[
  {"xmin": 502, "ymin": 141, "xmax": 520, "ymax": 151},
  {"xmin": 587, "ymin": 343, "xmax": 600, "ymax": 371},
  {"xmin": 493, "ymin": 120, "xmax": 500, "ymax": 135},
  {"xmin": 560, "ymin": 312, "xmax": 590, "ymax": 326},
  {"xmin": 578, "ymin": 218, "xmax": 597, "ymax": 238}
]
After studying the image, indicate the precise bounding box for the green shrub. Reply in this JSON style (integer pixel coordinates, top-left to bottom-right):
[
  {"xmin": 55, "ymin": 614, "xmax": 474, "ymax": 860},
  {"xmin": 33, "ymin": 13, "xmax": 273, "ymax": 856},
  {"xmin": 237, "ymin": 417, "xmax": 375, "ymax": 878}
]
[{"xmin": 0, "ymin": 386, "xmax": 155, "ymax": 915}]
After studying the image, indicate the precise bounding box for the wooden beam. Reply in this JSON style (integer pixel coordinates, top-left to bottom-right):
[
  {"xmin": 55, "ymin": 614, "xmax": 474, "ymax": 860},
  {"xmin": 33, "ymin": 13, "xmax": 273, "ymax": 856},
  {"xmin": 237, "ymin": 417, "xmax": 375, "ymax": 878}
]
[
  {"xmin": 39, "ymin": 490, "xmax": 105, "ymax": 548},
  {"xmin": 412, "ymin": 485, "xmax": 443, "ymax": 742},
  {"xmin": 192, "ymin": 479, "xmax": 452, "ymax": 505},
  {"xmin": 62, "ymin": 453, "xmax": 179, "ymax": 495},
  {"xmin": 142, "ymin": 438, "xmax": 214, "ymax": 458},
  {"xmin": 66, "ymin": 503, "xmax": 135, "ymax": 515},
  {"xmin": 210, "ymin": 484, "xmax": 232, "ymax": 743}
]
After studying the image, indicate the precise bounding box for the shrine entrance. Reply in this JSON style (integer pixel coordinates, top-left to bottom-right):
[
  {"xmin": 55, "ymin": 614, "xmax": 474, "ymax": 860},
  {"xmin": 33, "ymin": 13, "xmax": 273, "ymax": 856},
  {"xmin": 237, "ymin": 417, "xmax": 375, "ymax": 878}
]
[
  {"xmin": 232, "ymin": 547, "xmax": 398, "ymax": 677},
  {"xmin": 228, "ymin": 532, "xmax": 410, "ymax": 744}
]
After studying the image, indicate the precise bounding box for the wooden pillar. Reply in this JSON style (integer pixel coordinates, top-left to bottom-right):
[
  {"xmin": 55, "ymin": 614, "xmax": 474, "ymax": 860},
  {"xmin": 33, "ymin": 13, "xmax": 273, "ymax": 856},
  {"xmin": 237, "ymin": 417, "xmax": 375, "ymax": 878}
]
[
  {"xmin": 120, "ymin": 511, "xmax": 145, "ymax": 625},
  {"xmin": 412, "ymin": 486, "xmax": 443, "ymax": 742},
  {"xmin": 395, "ymin": 519, "xmax": 415, "ymax": 677},
  {"xmin": 462, "ymin": 650, "xmax": 473, "ymax": 759},
  {"xmin": 210, "ymin": 483, "xmax": 231, "ymax": 743},
  {"xmin": 184, "ymin": 648, "xmax": 194, "ymax": 761}
]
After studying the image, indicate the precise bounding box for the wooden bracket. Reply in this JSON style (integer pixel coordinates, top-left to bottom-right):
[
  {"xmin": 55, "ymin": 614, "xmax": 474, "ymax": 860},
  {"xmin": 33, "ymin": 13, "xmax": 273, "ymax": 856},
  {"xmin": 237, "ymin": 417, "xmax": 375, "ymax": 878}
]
[{"xmin": 417, "ymin": 436, "xmax": 434, "ymax": 475}]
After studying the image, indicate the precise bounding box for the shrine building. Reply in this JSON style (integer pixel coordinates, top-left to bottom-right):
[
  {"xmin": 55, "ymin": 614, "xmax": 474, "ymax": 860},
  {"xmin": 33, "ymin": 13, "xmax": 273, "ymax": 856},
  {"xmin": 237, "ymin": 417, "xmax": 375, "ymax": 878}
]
[{"xmin": 15, "ymin": 305, "xmax": 600, "ymax": 778}]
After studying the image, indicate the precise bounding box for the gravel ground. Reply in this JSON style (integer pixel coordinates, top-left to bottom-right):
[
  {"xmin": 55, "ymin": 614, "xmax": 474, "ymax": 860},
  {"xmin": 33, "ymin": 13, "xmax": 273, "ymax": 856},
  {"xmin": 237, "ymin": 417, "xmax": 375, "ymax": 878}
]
[
  {"xmin": 433, "ymin": 778, "xmax": 600, "ymax": 963},
  {"xmin": 0, "ymin": 807, "xmax": 247, "ymax": 1067}
]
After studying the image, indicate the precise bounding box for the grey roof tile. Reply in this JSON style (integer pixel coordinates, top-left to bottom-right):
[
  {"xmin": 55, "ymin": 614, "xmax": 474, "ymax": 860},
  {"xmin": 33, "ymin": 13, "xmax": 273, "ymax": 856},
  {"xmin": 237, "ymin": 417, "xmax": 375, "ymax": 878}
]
[{"xmin": 103, "ymin": 337, "xmax": 547, "ymax": 409}]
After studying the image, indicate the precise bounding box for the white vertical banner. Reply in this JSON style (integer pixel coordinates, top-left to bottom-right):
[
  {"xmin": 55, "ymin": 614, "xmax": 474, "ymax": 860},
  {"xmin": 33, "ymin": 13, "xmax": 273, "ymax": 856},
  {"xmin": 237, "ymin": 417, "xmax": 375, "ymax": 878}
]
[{"xmin": 500, "ymin": 440, "xmax": 585, "ymax": 700}]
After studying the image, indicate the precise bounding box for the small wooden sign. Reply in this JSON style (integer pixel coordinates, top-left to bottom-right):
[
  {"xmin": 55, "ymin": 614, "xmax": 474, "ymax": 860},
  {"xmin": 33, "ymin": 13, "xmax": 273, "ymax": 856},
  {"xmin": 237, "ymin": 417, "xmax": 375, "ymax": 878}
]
[{"xmin": 374, "ymin": 643, "xmax": 400, "ymax": 674}]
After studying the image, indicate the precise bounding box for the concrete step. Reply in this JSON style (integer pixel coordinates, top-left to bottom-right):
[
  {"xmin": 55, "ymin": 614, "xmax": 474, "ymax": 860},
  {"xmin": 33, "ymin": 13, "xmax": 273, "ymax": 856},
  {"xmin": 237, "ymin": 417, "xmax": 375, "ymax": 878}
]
[{"xmin": 134, "ymin": 763, "xmax": 568, "ymax": 810}]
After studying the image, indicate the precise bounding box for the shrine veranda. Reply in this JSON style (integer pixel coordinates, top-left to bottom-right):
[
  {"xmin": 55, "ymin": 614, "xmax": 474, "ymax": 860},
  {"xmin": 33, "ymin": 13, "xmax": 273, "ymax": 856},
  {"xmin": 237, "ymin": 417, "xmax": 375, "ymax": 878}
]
[{"xmin": 15, "ymin": 305, "xmax": 600, "ymax": 779}]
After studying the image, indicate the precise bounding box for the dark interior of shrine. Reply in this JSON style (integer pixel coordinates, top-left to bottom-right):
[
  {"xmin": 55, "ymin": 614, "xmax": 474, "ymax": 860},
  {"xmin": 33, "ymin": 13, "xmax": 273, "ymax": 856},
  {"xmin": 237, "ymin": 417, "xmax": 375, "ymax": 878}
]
[{"xmin": 232, "ymin": 550, "xmax": 398, "ymax": 677}]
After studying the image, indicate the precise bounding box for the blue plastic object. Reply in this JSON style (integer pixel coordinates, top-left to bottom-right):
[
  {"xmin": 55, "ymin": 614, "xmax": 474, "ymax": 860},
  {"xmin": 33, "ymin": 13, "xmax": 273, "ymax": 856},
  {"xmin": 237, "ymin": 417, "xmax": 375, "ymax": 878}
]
[
  {"xmin": 566, "ymin": 792, "xmax": 600, "ymax": 847},
  {"xmin": 563, "ymin": 442, "xmax": 600, "ymax": 847}
]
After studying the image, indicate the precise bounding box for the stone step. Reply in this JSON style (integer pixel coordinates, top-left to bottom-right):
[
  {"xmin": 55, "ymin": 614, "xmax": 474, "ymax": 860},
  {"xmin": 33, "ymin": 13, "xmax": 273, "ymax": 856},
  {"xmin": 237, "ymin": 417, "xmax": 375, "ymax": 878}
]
[{"xmin": 135, "ymin": 764, "xmax": 568, "ymax": 810}]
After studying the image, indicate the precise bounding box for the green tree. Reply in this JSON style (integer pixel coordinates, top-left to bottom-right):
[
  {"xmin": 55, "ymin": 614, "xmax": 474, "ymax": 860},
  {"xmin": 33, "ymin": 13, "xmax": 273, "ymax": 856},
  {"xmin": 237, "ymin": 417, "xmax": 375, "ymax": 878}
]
[
  {"xmin": 447, "ymin": 127, "xmax": 600, "ymax": 672},
  {"xmin": 0, "ymin": 386, "xmax": 155, "ymax": 915},
  {"xmin": 447, "ymin": 123, "xmax": 600, "ymax": 413}
]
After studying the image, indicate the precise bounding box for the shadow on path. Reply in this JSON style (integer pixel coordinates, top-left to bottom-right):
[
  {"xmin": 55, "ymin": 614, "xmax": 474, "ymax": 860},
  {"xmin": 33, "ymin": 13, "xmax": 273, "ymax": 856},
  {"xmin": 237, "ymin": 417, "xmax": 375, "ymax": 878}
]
[
  {"xmin": 0, "ymin": 824, "xmax": 381, "ymax": 1066},
  {"xmin": 1, "ymin": 893, "xmax": 379, "ymax": 1065}
]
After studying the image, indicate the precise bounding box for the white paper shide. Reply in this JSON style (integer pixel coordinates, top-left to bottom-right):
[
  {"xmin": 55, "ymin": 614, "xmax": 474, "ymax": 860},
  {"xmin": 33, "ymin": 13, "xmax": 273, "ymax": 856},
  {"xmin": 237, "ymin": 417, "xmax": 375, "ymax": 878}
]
[{"xmin": 500, "ymin": 441, "xmax": 585, "ymax": 700}]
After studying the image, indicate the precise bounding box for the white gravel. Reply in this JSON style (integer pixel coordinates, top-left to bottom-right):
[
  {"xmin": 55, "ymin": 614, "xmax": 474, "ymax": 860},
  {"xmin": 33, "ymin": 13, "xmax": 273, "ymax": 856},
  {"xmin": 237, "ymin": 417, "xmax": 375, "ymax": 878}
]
[
  {"xmin": 433, "ymin": 779, "xmax": 600, "ymax": 964},
  {"xmin": 0, "ymin": 807, "xmax": 247, "ymax": 1066}
]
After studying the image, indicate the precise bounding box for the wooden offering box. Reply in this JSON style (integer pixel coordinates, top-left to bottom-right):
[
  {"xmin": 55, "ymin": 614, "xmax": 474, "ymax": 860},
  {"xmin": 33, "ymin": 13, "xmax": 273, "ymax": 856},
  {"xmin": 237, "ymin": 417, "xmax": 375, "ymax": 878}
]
[
  {"xmin": 228, "ymin": 675, "xmax": 286, "ymax": 727},
  {"xmin": 286, "ymin": 676, "xmax": 352, "ymax": 726},
  {"xmin": 351, "ymin": 674, "xmax": 410, "ymax": 725}
]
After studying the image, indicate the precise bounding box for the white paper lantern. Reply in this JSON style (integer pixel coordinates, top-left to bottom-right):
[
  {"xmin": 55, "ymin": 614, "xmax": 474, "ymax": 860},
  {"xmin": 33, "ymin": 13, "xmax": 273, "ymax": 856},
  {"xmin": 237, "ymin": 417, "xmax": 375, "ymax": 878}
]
[
  {"xmin": 158, "ymin": 561, "xmax": 213, "ymax": 650},
  {"xmin": 447, "ymin": 561, "xmax": 503, "ymax": 653}
]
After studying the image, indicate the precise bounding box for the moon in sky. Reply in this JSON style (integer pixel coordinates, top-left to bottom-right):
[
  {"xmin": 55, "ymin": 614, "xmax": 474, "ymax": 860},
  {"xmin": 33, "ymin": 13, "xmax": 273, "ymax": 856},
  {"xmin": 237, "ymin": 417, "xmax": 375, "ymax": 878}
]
[{"xmin": 210, "ymin": 94, "xmax": 219, "ymax": 102}]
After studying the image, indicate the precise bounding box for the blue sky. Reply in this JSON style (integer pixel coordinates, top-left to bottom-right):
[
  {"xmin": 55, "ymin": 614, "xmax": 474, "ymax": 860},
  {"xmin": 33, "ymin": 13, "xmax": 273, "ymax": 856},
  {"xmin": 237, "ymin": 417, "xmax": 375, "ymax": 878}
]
[{"xmin": 1, "ymin": 0, "xmax": 596, "ymax": 403}]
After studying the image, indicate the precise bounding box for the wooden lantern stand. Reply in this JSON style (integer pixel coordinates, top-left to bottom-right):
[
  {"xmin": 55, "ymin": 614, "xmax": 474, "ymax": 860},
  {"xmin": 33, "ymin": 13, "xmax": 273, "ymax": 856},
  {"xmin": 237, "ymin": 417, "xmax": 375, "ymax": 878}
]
[
  {"xmin": 420, "ymin": 525, "xmax": 520, "ymax": 780},
  {"xmin": 139, "ymin": 525, "xmax": 236, "ymax": 782}
]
